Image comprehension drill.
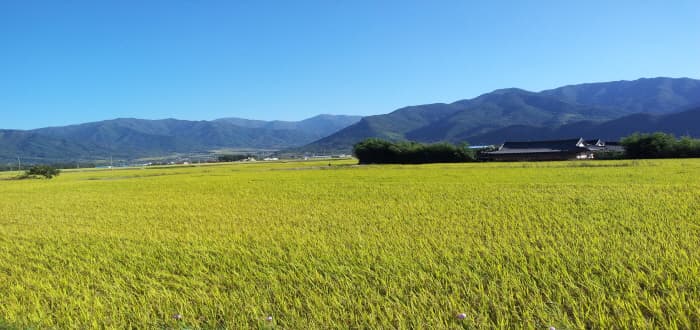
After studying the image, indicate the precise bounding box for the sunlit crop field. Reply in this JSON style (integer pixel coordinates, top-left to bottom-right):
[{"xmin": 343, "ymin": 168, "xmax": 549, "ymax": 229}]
[{"xmin": 1, "ymin": 159, "xmax": 699, "ymax": 328}]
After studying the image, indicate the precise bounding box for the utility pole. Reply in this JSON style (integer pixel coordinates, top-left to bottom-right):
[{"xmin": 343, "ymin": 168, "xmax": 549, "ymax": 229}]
[{"xmin": 17, "ymin": 156, "xmax": 21, "ymax": 172}]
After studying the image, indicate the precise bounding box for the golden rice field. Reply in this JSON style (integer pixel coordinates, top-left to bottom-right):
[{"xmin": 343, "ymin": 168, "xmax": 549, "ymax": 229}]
[{"xmin": 0, "ymin": 159, "xmax": 699, "ymax": 329}]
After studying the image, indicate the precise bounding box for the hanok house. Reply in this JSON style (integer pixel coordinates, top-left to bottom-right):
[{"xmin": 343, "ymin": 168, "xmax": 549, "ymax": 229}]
[
  {"xmin": 484, "ymin": 138, "xmax": 595, "ymax": 161},
  {"xmin": 584, "ymin": 139, "xmax": 606, "ymax": 152}
]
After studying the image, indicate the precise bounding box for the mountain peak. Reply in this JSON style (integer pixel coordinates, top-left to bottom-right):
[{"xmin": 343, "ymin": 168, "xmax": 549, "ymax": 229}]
[{"xmin": 490, "ymin": 87, "xmax": 533, "ymax": 95}]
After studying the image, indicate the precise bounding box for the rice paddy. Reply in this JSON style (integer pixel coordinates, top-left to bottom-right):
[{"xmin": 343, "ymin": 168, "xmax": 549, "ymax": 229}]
[{"xmin": 0, "ymin": 159, "xmax": 698, "ymax": 328}]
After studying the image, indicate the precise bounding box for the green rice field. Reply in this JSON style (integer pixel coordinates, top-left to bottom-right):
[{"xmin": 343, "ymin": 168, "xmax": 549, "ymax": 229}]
[{"xmin": 0, "ymin": 159, "xmax": 699, "ymax": 328}]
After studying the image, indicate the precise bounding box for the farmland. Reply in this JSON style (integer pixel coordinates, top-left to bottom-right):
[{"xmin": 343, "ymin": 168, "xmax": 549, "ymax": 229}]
[{"xmin": 0, "ymin": 159, "xmax": 699, "ymax": 328}]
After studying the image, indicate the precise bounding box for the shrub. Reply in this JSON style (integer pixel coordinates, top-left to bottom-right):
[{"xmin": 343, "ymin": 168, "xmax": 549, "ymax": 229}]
[{"xmin": 24, "ymin": 165, "xmax": 61, "ymax": 179}]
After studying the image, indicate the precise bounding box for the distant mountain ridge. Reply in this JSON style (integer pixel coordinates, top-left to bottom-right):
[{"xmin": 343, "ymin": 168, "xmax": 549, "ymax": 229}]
[
  {"xmin": 215, "ymin": 114, "xmax": 362, "ymax": 139},
  {"xmin": 3, "ymin": 77, "xmax": 700, "ymax": 163},
  {"xmin": 1, "ymin": 115, "xmax": 361, "ymax": 163},
  {"xmin": 540, "ymin": 77, "xmax": 700, "ymax": 114},
  {"xmin": 297, "ymin": 77, "xmax": 700, "ymax": 153},
  {"xmin": 464, "ymin": 105, "xmax": 700, "ymax": 144}
]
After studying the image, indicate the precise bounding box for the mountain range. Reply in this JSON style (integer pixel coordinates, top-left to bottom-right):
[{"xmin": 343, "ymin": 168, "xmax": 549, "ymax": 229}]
[
  {"xmin": 298, "ymin": 77, "xmax": 700, "ymax": 152},
  {"xmin": 464, "ymin": 105, "xmax": 700, "ymax": 144},
  {"xmin": 2, "ymin": 77, "xmax": 700, "ymax": 163},
  {"xmin": 0, "ymin": 115, "xmax": 361, "ymax": 163}
]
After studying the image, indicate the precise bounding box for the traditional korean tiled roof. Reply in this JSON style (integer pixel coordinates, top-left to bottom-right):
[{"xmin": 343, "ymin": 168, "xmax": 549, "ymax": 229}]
[{"xmin": 487, "ymin": 138, "xmax": 587, "ymax": 154}]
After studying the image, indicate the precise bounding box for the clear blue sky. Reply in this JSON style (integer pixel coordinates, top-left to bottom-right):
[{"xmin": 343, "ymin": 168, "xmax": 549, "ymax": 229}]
[{"xmin": 1, "ymin": 0, "xmax": 699, "ymax": 129}]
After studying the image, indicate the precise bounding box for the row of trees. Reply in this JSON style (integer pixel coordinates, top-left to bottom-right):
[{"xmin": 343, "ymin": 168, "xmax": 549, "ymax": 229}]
[
  {"xmin": 353, "ymin": 138, "xmax": 477, "ymax": 164},
  {"xmin": 621, "ymin": 133, "xmax": 700, "ymax": 158}
]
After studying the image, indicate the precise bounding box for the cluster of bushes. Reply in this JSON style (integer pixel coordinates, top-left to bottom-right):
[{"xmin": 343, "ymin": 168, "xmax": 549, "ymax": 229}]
[
  {"xmin": 621, "ymin": 133, "xmax": 700, "ymax": 159},
  {"xmin": 13, "ymin": 165, "xmax": 61, "ymax": 179},
  {"xmin": 353, "ymin": 138, "xmax": 476, "ymax": 164}
]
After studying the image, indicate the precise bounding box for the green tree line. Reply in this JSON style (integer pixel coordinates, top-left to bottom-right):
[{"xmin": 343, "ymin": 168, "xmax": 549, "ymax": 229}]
[
  {"xmin": 621, "ymin": 132, "xmax": 700, "ymax": 158},
  {"xmin": 353, "ymin": 138, "xmax": 477, "ymax": 164}
]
